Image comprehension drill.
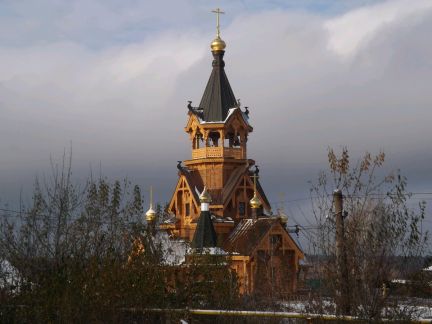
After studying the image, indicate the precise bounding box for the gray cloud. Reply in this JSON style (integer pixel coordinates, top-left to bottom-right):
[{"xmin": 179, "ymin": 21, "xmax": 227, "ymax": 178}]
[{"xmin": 0, "ymin": 0, "xmax": 431, "ymax": 238}]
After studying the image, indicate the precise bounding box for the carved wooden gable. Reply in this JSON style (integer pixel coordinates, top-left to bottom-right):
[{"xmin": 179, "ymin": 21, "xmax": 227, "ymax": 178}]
[
  {"xmin": 224, "ymin": 108, "xmax": 252, "ymax": 132},
  {"xmin": 225, "ymin": 172, "xmax": 271, "ymax": 212},
  {"xmin": 184, "ymin": 113, "xmax": 203, "ymax": 140},
  {"xmin": 254, "ymin": 222, "xmax": 304, "ymax": 262},
  {"xmin": 168, "ymin": 174, "xmax": 200, "ymax": 222}
]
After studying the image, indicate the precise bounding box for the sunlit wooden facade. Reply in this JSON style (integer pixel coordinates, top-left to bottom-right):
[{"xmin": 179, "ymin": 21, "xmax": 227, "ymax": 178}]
[{"xmin": 161, "ymin": 25, "xmax": 304, "ymax": 296}]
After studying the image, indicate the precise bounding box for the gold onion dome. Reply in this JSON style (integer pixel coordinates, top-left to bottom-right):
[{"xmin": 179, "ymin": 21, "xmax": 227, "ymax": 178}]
[
  {"xmin": 211, "ymin": 36, "xmax": 226, "ymax": 51},
  {"xmin": 145, "ymin": 207, "xmax": 156, "ymax": 222},
  {"xmin": 279, "ymin": 212, "xmax": 288, "ymax": 225},
  {"xmin": 199, "ymin": 186, "xmax": 212, "ymax": 203},
  {"xmin": 249, "ymin": 194, "xmax": 262, "ymax": 209}
]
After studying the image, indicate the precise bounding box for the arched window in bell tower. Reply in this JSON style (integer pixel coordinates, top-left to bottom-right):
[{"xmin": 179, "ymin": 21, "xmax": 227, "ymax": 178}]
[
  {"xmin": 226, "ymin": 131, "xmax": 241, "ymax": 148},
  {"xmin": 194, "ymin": 131, "xmax": 203, "ymax": 149},
  {"xmin": 208, "ymin": 131, "xmax": 220, "ymax": 147}
]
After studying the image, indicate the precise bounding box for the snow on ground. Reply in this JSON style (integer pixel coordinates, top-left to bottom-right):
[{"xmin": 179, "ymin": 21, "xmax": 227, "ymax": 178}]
[
  {"xmin": 280, "ymin": 298, "xmax": 432, "ymax": 320},
  {"xmin": 156, "ymin": 231, "xmax": 189, "ymax": 265},
  {"xmin": 0, "ymin": 259, "xmax": 20, "ymax": 292}
]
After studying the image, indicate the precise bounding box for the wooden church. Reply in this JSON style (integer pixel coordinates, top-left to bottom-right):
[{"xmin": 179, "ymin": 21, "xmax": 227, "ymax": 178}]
[{"xmin": 160, "ymin": 10, "xmax": 304, "ymax": 296}]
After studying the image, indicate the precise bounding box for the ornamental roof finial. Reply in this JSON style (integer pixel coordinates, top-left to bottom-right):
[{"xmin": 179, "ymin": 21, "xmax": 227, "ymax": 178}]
[
  {"xmin": 145, "ymin": 186, "xmax": 156, "ymax": 222},
  {"xmin": 210, "ymin": 8, "xmax": 226, "ymax": 51},
  {"xmin": 250, "ymin": 173, "xmax": 262, "ymax": 209}
]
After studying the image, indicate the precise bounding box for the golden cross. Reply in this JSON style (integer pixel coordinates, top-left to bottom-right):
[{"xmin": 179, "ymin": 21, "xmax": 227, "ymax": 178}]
[
  {"xmin": 149, "ymin": 185, "xmax": 154, "ymax": 209},
  {"xmin": 251, "ymin": 173, "xmax": 258, "ymax": 194},
  {"xmin": 211, "ymin": 8, "xmax": 225, "ymax": 38}
]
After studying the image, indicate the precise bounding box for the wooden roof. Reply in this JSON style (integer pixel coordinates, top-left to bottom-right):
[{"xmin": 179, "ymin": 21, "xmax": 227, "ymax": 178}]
[
  {"xmin": 178, "ymin": 167, "xmax": 200, "ymax": 203},
  {"xmin": 176, "ymin": 164, "xmax": 270, "ymax": 210}
]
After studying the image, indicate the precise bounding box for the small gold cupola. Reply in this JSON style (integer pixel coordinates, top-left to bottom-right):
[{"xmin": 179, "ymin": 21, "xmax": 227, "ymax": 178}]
[
  {"xmin": 249, "ymin": 195, "xmax": 262, "ymax": 209},
  {"xmin": 145, "ymin": 186, "xmax": 156, "ymax": 222},
  {"xmin": 211, "ymin": 37, "xmax": 226, "ymax": 52},
  {"xmin": 211, "ymin": 8, "xmax": 226, "ymax": 51},
  {"xmin": 279, "ymin": 210, "xmax": 288, "ymax": 225},
  {"xmin": 250, "ymin": 173, "xmax": 262, "ymax": 209},
  {"xmin": 199, "ymin": 186, "xmax": 212, "ymax": 212}
]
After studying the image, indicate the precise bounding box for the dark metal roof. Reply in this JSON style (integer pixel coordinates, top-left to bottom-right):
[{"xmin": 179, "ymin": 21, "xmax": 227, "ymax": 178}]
[
  {"xmin": 199, "ymin": 51, "xmax": 238, "ymax": 122},
  {"xmin": 223, "ymin": 218, "xmax": 304, "ymax": 256},
  {"xmin": 223, "ymin": 218, "xmax": 278, "ymax": 255},
  {"xmin": 191, "ymin": 210, "xmax": 217, "ymax": 249}
]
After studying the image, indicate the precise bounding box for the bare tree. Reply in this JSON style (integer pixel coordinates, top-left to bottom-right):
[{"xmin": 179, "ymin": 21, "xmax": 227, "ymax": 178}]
[
  {"xmin": 0, "ymin": 153, "xmax": 239, "ymax": 322},
  {"xmin": 0, "ymin": 153, "xmax": 148, "ymax": 321},
  {"xmin": 308, "ymin": 148, "xmax": 429, "ymax": 320}
]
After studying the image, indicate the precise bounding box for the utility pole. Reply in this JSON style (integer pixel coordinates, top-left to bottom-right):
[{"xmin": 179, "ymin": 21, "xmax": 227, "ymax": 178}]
[{"xmin": 334, "ymin": 189, "xmax": 350, "ymax": 315}]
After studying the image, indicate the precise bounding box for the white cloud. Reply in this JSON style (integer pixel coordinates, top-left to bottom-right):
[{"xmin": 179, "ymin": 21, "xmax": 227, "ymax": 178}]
[{"xmin": 325, "ymin": 0, "xmax": 432, "ymax": 57}]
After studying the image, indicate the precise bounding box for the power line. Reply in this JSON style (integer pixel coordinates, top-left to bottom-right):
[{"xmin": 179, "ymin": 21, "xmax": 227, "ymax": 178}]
[
  {"xmin": 0, "ymin": 207, "xmax": 145, "ymax": 226},
  {"xmin": 270, "ymin": 197, "xmax": 313, "ymax": 205},
  {"xmin": 270, "ymin": 192, "xmax": 432, "ymax": 205}
]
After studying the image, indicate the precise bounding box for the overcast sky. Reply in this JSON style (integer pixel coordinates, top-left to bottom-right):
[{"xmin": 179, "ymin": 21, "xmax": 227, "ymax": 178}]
[{"xmin": 1, "ymin": 0, "xmax": 432, "ymax": 243}]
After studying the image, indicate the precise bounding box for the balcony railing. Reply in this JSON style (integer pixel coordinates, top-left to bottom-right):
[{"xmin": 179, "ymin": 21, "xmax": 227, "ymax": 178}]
[{"xmin": 192, "ymin": 147, "xmax": 244, "ymax": 159}]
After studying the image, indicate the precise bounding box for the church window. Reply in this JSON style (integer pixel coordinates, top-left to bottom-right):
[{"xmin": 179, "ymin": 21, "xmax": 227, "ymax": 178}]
[
  {"xmin": 238, "ymin": 202, "xmax": 245, "ymax": 216},
  {"xmin": 270, "ymin": 234, "xmax": 282, "ymax": 246},
  {"xmin": 208, "ymin": 131, "xmax": 220, "ymax": 147},
  {"xmin": 185, "ymin": 203, "xmax": 190, "ymax": 216},
  {"xmin": 194, "ymin": 133, "xmax": 202, "ymax": 149},
  {"xmin": 271, "ymin": 266, "xmax": 277, "ymax": 283}
]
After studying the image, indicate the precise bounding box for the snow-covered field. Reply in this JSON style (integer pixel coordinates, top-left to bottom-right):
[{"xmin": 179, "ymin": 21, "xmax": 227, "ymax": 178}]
[{"xmin": 281, "ymin": 298, "xmax": 432, "ymax": 321}]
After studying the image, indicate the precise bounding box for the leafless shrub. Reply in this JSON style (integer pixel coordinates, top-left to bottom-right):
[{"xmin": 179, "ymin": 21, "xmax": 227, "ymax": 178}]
[
  {"xmin": 0, "ymin": 153, "xmax": 237, "ymax": 322},
  {"xmin": 307, "ymin": 148, "xmax": 429, "ymax": 320}
]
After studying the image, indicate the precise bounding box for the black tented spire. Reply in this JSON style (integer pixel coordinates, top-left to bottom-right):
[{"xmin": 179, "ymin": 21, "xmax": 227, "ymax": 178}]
[
  {"xmin": 199, "ymin": 50, "xmax": 237, "ymax": 122},
  {"xmin": 191, "ymin": 210, "xmax": 217, "ymax": 249}
]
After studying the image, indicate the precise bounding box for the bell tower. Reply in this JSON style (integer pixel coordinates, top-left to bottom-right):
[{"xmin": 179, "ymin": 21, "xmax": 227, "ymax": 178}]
[{"xmin": 165, "ymin": 9, "xmax": 271, "ymax": 242}]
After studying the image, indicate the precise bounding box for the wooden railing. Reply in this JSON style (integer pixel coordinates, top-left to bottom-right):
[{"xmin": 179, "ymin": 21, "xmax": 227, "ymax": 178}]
[{"xmin": 192, "ymin": 147, "xmax": 244, "ymax": 159}]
